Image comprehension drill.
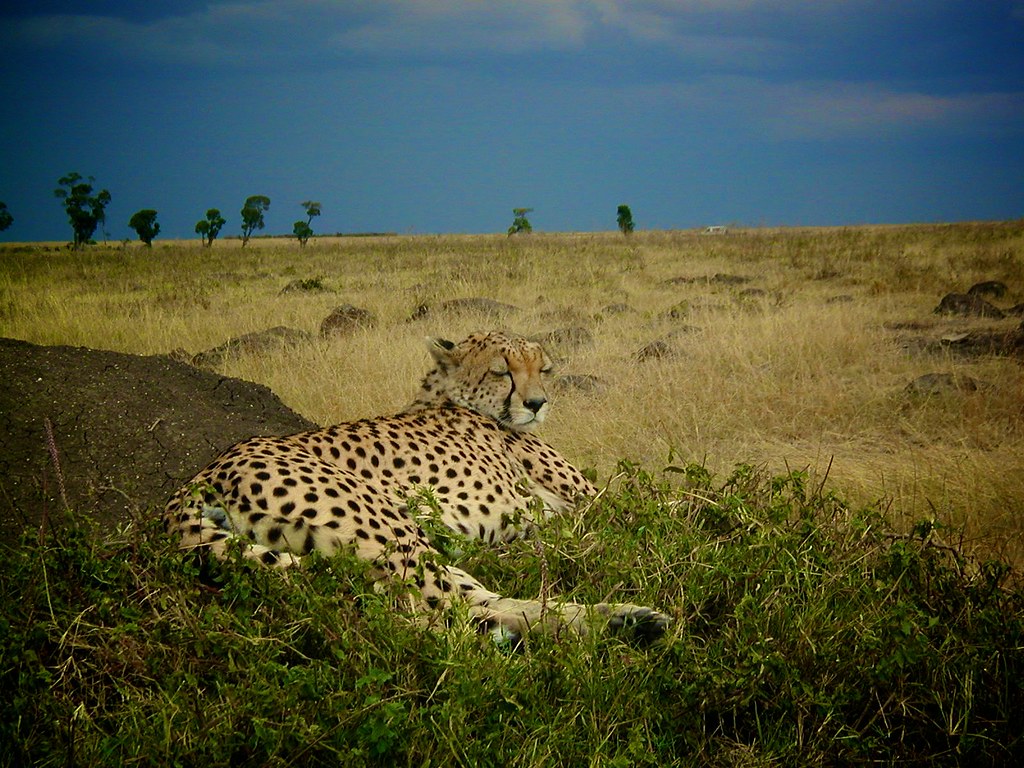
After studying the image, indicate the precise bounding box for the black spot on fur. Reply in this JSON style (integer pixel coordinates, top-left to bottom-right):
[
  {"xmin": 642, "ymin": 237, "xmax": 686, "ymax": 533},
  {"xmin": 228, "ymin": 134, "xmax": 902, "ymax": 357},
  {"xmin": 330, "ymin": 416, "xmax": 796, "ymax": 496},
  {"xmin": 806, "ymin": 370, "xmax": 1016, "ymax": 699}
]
[{"xmin": 261, "ymin": 551, "xmax": 280, "ymax": 566}]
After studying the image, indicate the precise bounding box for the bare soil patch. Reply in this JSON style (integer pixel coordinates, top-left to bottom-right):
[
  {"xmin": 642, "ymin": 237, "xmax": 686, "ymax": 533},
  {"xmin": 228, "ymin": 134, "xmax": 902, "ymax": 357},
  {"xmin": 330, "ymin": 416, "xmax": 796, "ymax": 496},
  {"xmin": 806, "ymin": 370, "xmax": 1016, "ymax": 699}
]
[{"xmin": 0, "ymin": 337, "xmax": 315, "ymax": 538}]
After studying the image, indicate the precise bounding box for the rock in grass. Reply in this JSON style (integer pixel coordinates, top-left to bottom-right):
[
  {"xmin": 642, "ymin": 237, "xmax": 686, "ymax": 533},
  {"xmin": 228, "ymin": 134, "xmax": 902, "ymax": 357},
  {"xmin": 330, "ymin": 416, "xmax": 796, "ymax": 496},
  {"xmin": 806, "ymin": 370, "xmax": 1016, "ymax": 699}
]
[
  {"xmin": 409, "ymin": 297, "xmax": 520, "ymax": 321},
  {"xmin": 191, "ymin": 326, "xmax": 313, "ymax": 368},
  {"xmin": 663, "ymin": 273, "xmax": 752, "ymax": 287},
  {"xmin": 933, "ymin": 293, "xmax": 1005, "ymax": 318},
  {"xmin": 599, "ymin": 303, "xmax": 636, "ymax": 316},
  {"xmin": 634, "ymin": 339, "xmax": 675, "ymax": 362},
  {"xmin": 320, "ymin": 304, "xmax": 377, "ymax": 338},
  {"xmin": 904, "ymin": 372, "xmax": 980, "ymax": 396},
  {"xmin": 280, "ymin": 277, "xmax": 332, "ymax": 294},
  {"xmin": 967, "ymin": 280, "xmax": 1008, "ymax": 299}
]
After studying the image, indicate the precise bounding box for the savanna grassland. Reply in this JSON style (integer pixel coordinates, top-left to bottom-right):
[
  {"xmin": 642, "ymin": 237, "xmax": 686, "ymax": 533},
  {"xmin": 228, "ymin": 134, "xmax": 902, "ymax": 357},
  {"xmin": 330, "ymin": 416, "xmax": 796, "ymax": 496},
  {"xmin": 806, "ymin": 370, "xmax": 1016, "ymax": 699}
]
[
  {"xmin": 2, "ymin": 223, "xmax": 1023, "ymax": 766},
  {"xmin": 2, "ymin": 223, "xmax": 1022, "ymax": 559}
]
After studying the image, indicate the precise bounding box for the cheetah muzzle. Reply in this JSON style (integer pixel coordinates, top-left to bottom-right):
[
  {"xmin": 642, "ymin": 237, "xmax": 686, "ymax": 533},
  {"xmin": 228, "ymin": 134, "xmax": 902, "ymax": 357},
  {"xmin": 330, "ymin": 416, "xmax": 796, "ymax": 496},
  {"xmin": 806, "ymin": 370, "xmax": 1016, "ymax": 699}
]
[{"xmin": 165, "ymin": 330, "xmax": 670, "ymax": 643}]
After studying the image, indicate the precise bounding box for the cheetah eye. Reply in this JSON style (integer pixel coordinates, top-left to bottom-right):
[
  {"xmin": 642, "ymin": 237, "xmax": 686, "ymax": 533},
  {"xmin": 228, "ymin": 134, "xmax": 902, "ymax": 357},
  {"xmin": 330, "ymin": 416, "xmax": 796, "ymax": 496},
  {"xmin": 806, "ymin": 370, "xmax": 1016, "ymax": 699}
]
[{"xmin": 489, "ymin": 357, "xmax": 511, "ymax": 377}]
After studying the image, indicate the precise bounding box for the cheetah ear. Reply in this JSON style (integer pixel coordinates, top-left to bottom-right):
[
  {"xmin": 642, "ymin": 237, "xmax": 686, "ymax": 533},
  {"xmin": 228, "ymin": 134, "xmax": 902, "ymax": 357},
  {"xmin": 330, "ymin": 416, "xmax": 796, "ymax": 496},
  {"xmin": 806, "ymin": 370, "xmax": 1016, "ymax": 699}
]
[{"xmin": 427, "ymin": 336, "xmax": 459, "ymax": 366}]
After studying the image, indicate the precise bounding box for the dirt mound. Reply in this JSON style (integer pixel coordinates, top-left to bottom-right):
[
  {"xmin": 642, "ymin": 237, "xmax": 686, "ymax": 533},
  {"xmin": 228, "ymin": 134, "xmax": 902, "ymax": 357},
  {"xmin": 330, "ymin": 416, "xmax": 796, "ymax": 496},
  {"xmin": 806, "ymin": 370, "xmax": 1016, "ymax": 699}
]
[{"xmin": 0, "ymin": 337, "xmax": 316, "ymax": 538}]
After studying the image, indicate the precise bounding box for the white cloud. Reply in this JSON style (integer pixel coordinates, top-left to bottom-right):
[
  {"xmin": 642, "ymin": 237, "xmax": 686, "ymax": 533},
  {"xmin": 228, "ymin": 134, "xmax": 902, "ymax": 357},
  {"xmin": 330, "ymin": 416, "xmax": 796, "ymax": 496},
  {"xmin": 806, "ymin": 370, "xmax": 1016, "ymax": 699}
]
[
  {"xmin": 6, "ymin": 10, "xmax": 259, "ymax": 67},
  {"xmin": 2, "ymin": 1, "xmax": 602, "ymax": 69},
  {"xmin": 638, "ymin": 76, "xmax": 1024, "ymax": 140},
  {"xmin": 4, "ymin": 0, "xmax": 1021, "ymax": 147},
  {"xmin": 329, "ymin": 0, "xmax": 590, "ymax": 56},
  {"xmin": 0, "ymin": 0, "xmax": 854, "ymax": 67},
  {"xmin": 590, "ymin": 0, "xmax": 784, "ymax": 68},
  {"xmin": 764, "ymin": 83, "xmax": 1024, "ymax": 139}
]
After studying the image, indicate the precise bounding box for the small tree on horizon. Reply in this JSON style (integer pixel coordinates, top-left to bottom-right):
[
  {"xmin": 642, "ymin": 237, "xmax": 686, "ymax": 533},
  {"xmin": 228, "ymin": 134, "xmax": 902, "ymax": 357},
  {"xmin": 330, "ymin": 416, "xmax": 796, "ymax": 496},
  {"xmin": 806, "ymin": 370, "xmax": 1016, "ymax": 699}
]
[
  {"xmin": 240, "ymin": 195, "xmax": 271, "ymax": 246},
  {"xmin": 300, "ymin": 200, "xmax": 321, "ymax": 224},
  {"xmin": 128, "ymin": 209, "xmax": 160, "ymax": 246},
  {"xmin": 54, "ymin": 172, "xmax": 111, "ymax": 249},
  {"xmin": 508, "ymin": 207, "xmax": 533, "ymax": 236},
  {"xmin": 294, "ymin": 200, "xmax": 321, "ymax": 247},
  {"xmin": 0, "ymin": 202, "xmax": 12, "ymax": 232},
  {"xmin": 617, "ymin": 204, "xmax": 635, "ymax": 235},
  {"xmin": 293, "ymin": 220, "xmax": 313, "ymax": 246},
  {"xmin": 195, "ymin": 208, "xmax": 227, "ymax": 247}
]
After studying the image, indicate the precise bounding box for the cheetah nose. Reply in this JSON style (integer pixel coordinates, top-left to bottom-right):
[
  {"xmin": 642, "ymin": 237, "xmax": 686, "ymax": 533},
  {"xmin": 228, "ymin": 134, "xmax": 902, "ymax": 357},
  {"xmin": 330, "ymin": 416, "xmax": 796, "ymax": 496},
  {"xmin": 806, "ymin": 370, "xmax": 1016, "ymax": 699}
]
[{"xmin": 523, "ymin": 397, "xmax": 546, "ymax": 414}]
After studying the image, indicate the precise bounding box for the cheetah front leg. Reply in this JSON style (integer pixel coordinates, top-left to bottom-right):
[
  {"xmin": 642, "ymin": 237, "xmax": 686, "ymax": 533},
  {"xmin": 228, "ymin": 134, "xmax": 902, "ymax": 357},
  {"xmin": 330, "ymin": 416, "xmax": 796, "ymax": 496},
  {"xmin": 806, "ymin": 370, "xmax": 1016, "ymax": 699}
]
[
  {"xmin": 436, "ymin": 565, "xmax": 670, "ymax": 644},
  {"xmin": 474, "ymin": 595, "xmax": 671, "ymax": 645}
]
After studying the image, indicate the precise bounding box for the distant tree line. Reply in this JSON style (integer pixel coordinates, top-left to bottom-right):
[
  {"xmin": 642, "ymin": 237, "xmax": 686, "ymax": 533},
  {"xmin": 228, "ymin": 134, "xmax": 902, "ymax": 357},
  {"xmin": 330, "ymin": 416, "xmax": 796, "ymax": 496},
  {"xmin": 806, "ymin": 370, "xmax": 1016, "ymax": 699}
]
[
  {"xmin": 505, "ymin": 205, "xmax": 635, "ymax": 237},
  {"xmin": 0, "ymin": 174, "xmax": 638, "ymax": 247},
  {"xmin": 12, "ymin": 173, "xmax": 325, "ymax": 250}
]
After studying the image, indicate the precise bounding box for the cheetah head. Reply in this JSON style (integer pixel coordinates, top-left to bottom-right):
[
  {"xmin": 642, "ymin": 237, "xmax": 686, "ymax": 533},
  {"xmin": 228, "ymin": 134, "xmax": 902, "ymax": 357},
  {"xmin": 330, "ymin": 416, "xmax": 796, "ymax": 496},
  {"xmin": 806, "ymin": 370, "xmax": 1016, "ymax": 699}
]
[{"xmin": 415, "ymin": 331, "xmax": 554, "ymax": 432}]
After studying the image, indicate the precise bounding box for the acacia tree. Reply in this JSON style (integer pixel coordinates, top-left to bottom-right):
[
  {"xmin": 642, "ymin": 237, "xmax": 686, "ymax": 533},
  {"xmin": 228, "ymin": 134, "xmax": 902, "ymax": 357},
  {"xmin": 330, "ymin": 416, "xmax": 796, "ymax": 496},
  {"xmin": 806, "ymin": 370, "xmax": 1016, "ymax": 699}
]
[
  {"xmin": 617, "ymin": 204, "xmax": 635, "ymax": 235},
  {"xmin": 507, "ymin": 207, "xmax": 533, "ymax": 236},
  {"xmin": 195, "ymin": 208, "xmax": 226, "ymax": 247},
  {"xmin": 292, "ymin": 220, "xmax": 313, "ymax": 247},
  {"xmin": 293, "ymin": 200, "xmax": 321, "ymax": 247},
  {"xmin": 0, "ymin": 202, "xmax": 12, "ymax": 232},
  {"xmin": 128, "ymin": 209, "xmax": 160, "ymax": 246},
  {"xmin": 240, "ymin": 195, "xmax": 270, "ymax": 246},
  {"xmin": 301, "ymin": 200, "xmax": 321, "ymax": 223},
  {"xmin": 54, "ymin": 172, "xmax": 111, "ymax": 249}
]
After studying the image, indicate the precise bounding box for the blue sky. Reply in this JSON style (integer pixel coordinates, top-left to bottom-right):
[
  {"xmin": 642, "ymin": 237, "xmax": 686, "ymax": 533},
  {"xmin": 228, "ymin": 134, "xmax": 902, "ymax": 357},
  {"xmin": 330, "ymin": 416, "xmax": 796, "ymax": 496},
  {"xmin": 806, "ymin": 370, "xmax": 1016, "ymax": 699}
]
[{"xmin": 1, "ymin": 1, "xmax": 1023, "ymax": 241}]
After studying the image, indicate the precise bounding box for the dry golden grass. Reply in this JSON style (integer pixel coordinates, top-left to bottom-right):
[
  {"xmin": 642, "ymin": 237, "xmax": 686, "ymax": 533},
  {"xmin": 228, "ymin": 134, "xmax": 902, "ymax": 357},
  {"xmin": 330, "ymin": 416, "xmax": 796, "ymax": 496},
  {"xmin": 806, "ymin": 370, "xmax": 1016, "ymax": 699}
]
[{"xmin": 2, "ymin": 223, "xmax": 1022, "ymax": 561}]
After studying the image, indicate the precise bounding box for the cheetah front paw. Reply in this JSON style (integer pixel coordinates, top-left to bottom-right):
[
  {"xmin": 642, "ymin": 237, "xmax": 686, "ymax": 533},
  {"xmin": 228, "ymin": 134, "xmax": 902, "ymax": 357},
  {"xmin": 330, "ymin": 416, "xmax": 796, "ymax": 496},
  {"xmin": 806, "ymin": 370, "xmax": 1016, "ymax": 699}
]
[{"xmin": 597, "ymin": 603, "xmax": 671, "ymax": 644}]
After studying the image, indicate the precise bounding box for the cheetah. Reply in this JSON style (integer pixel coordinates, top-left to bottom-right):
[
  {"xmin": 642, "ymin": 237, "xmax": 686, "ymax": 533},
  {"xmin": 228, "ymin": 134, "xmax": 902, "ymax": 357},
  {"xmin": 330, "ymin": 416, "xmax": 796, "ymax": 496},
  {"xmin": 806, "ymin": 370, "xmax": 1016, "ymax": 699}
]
[{"xmin": 165, "ymin": 330, "xmax": 669, "ymax": 642}]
